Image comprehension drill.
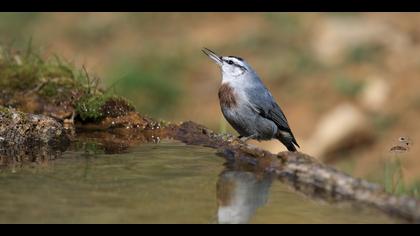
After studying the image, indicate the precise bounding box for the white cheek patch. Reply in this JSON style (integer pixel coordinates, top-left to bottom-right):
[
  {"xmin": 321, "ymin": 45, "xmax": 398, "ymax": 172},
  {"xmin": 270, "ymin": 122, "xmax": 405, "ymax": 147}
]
[
  {"xmin": 234, "ymin": 68, "xmax": 245, "ymax": 76},
  {"xmin": 228, "ymin": 67, "xmax": 245, "ymax": 77}
]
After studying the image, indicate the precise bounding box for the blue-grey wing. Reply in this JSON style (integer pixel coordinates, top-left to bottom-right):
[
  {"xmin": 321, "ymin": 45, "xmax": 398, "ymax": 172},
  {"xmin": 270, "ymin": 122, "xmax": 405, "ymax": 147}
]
[
  {"xmin": 245, "ymin": 85, "xmax": 291, "ymax": 132},
  {"xmin": 267, "ymin": 101, "xmax": 291, "ymax": 132}
]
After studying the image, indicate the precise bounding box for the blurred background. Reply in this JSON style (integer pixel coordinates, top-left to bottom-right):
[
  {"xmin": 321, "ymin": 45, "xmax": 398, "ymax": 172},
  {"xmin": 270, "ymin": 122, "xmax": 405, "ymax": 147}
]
[{"xmin": 1, "ymin": 12, "xmax": 420, "ymax": 190}]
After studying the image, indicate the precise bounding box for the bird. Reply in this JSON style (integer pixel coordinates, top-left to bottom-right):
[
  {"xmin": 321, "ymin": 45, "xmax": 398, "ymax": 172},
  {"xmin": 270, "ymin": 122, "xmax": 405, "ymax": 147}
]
[{"xmin": 202, "ymin": 48, "xmax": 300, "ymax": 152}]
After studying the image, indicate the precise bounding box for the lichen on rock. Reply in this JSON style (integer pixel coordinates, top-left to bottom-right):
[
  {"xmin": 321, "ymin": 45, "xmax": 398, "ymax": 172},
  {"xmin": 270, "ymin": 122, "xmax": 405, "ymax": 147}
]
[{"xmin": 0, "ymin": 106, "xmax": 70, "ymax": 148}]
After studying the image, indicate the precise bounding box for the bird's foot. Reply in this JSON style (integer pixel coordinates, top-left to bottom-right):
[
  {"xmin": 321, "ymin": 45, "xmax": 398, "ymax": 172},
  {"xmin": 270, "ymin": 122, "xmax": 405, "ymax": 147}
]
[
  {"xmin": 240, "ymin": 137, "xmax": 250, "ymax": 142},
  {"xmin": 239, "ymin": 134, "xmax": 257, "ymax": 143}
]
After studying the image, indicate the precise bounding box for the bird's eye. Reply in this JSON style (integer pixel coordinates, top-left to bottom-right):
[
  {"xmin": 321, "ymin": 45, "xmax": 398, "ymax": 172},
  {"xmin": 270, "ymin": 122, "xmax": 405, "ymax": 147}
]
[{"xmin": 227, "ymin": 60, "xmax": 234, "ymax": 65}]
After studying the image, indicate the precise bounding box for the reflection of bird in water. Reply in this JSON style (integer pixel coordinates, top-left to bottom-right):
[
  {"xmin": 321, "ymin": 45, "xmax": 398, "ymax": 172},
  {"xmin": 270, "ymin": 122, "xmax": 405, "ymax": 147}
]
[
  {"xmin": 389, "ymin": 136, "xmax": 413, "ymax": 154},
  {"xmin": 216, "ymin": 170, "xmax": 273, "ymax": 224}
]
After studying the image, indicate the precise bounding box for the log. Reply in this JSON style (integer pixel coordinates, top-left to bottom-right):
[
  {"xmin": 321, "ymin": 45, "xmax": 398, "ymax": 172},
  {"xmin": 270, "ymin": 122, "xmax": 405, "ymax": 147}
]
[
  {"xmin": 1, "ymin": 104, "xmax": 419, "ymax": 223},
  {"xmin": 165, "ymin": 121, "xmax": 420, "ymax": 223}
]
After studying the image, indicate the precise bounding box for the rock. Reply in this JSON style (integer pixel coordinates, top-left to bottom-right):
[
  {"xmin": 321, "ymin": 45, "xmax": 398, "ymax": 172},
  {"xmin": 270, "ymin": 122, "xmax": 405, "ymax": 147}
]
[
  {"xmin": 0, "ymin": 106, "xmax": 70, "ymax": 148},
  {"xmin": 305, "ymin": 103, "xmax": 373, "ymax": 159},
  {"xmin": 359, "ymin": 76, "xmax": 391, "ymax": 112}
]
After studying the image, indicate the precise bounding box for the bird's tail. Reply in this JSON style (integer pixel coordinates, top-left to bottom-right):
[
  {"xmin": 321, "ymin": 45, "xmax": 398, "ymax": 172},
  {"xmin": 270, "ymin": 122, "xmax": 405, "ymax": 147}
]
[
  {"xmin": 282, "ymin": 140, "xmax": 297, "ymax": 152},
  {"xmin": 277, "ymin": 130, "xmax": 300, "ymax": 152}
]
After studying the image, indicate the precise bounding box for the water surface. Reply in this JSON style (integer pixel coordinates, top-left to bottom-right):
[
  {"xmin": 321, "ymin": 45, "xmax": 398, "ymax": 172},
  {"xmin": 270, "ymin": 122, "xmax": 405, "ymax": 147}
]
[{"xmin": 0, "ymin": 140, "xmax": 397, "ymax": 223}]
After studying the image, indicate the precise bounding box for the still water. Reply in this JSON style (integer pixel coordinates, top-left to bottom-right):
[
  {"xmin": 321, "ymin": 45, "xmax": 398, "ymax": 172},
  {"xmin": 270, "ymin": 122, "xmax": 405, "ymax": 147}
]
[{"xmin": 0, "ymin": 140, "xmax": 396, "ymax": 223}]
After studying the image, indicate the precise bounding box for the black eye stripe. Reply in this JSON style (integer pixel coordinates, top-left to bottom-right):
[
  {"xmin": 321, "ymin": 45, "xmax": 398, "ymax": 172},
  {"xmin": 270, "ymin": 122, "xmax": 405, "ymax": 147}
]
[
  {"xmin": 223, "ymin": 58, "xmax": 247, "ymax": 71},
  {"xmin": 223, "ymin": 58, "xmax": 235, "ymax": 65}
]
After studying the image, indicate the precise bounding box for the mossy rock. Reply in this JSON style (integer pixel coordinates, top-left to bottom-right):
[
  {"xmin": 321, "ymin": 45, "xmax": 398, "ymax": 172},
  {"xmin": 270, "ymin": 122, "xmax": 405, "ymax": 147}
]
[
  {"xmin": 76, "ymin": 95, "xmax": 135, "ymax": 122},
  {"xmin": 0, "ymin": 46, "xmax": 137, "ymax": 125}
]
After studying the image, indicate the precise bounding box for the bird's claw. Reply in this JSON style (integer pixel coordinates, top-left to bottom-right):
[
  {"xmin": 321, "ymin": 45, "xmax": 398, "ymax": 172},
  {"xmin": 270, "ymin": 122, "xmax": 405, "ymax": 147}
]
[
  {"xmin": 239, "ymin": 134, "xmax": 257, "ymax": 143},
  {"xmin": 240, "ymin": 136, "xmax": 250, "ymax": 142}
]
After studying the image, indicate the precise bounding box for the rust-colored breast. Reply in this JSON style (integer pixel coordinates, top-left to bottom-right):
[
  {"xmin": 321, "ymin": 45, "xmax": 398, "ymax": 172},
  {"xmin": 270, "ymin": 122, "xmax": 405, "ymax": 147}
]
[{"xmin": 218, "ymin": 83, "xmax": 237, "ymax": 108}]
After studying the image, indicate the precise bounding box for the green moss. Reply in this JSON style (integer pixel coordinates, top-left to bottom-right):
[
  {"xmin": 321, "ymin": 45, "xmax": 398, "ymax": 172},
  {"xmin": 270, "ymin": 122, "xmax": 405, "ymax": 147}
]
[
  {"xmin": 0, "ymin": 45, "xmax": 137, "ymax": 123},
  {"xmin": 0, "ymin": 48, "xmax": 82, "ymax": 99},
  {"xmin": 0, "ymin": 106, "xmax": 12, "ymax": 119},
  {"xmin": 38, "ymin": 81, "xmax": 58, "ymax": 97},
  {"xmin": 75, "ymin": 94, "xmax": 136, "ymax": 121},
  {"xmin": 0, "ymin": 106, "xmax": 26, "ymax": 120},
  {"xmin": 100, "ymin": 96, "xmax": 135, "ymax": 118},
  {"xmin": 75, "ymin": 94, "xmax": 108, "ymax": 121},
  {"xmin": 38, "ymin": 77, "xmax": 80, "ymax": 99},
  {"xmin": 0, "ymin": 62, "xmax": 38, "ymax": 90}
]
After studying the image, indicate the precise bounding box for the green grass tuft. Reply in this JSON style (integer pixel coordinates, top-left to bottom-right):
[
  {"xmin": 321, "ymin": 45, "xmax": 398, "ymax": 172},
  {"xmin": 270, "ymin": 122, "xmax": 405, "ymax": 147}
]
[
  {"xmin": 383, "ymin": 155, "xmax": 420, "ymax": 198},
  {"xmin": 0, "ymin": 45, "xmax": 136, "ymax": 123},
  {"xmin": 75, "ymin": 94, "xmax": 108, "ymax": 121}
]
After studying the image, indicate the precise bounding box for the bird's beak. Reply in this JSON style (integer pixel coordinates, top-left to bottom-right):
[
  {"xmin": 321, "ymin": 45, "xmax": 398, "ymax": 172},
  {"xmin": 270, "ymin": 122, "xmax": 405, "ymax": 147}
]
[{"xmin": 202, "ymin": 48, "xmax": 223, "ymax": 66}]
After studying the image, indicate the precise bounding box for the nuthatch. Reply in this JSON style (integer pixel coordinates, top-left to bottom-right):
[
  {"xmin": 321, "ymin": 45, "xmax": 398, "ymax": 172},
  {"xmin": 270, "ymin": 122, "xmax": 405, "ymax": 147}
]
[{"xmin": 202, "ymin": 48, "xmax": 300, "ymax": 152}]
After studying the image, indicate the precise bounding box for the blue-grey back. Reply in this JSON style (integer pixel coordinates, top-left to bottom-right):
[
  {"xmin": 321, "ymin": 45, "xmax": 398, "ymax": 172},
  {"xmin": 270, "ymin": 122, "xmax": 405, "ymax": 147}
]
[{"xmin": 243, "ymin": 74, "xmax": 291, "ymax": 131}]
